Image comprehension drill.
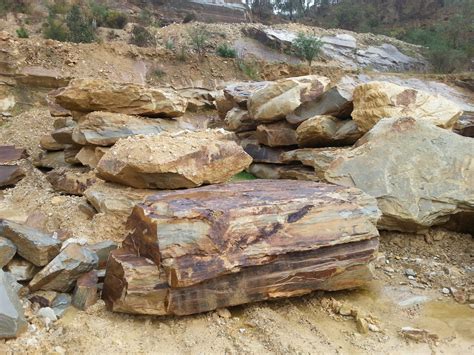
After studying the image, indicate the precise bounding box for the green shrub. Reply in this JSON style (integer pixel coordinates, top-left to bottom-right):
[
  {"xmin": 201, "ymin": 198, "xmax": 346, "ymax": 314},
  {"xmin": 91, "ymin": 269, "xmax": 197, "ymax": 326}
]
[
  {"xmin": 104, "ymin": 11, "xmax": 128, "ymax": 29},
  {"xmin": 16, "ymin": 27, "xmax": 29, "ymax": 38},
  {"xmin": 66, "ymin": 5, "xmax": 95, "ymax": 43},
  {"xmin": 130, "ymin": 25, "xmax": 155, "ymax": 47},
  {"xmin": 0, "ymin": 0, "xmax": 29, "ymax": 16},
  {"xmin": 292, "ymin": 32, "xmax": 323, "ymax": 67},
  {"xmin": 183, "ymin": 12, "xmax": 196, "ymax": 23},
  {"xmin": 177, "ymin": 45, "xmax": 188, "ymax": 62},
  {"xmin": 153, "ymin": 67, "xmax": 166, "ymax": 78},
  {"xmin": 165, "ymin": 39, "xmax": 175, "ymax": 50},
  {"xmin": 43, "ymin": 17, "xmax": 69, "ymax": 42},
  {"xmin": 188, "ymin": 26, "xmax": 209, "ymax": 56},
  {"xmin": 216, "ymin": 43, "xmax": 236, "ymax": 58},
  {"xmin": 238, "ymin": 59, "xmax": 260, "ymax": 80}
]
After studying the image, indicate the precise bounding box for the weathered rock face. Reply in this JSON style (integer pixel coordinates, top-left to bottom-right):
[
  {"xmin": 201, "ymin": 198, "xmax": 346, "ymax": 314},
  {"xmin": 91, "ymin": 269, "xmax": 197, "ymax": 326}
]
[
  {"xmin": 103, "ymin": 180, "xmax": 380, "ymax": 316},
  {"xmin": 352, "ymin": 81, "xmax": 463, "ymax": 133},
  {"xmin": 0, "ymin": 270, "xmax": 27, "ymax": 339},
  {"xmin": 5, "ymin": 258, "xmax": 39, "ymax": 281},
  {"xmin": 87, "ymin": 241, "xmax": 118, "ymax": 268},
  {"xmin": 325, "ymin": 117, "xmax": 474, "ymax": 232},
  {"xmin": 256, "ymin": 121, "xmax": 298, "ymax": 147},
  {"xmin": 55, "ymin": 79, "xmax": 187, "ymax": 117},
  {"xmin": 248, "ymin": 75, "xmax": 330, "ymax": 122},
  {"xmin": 0, "ymin": 220, "xmax": 61, "ymax": 267},
  {"xmin": 72, "ymin": 111, "xmax": 189, "ymax": 146},
  {"xmin": 29, "ymin": 244, "xmax": 98, "ymax": 292},
  {"xmin": 296, "ymin": 116, "xmax": 362, "ymax": 147},
  {"xmin": 224, "ymin": 108, "xmax": 257, "ymax": 132},
  {"xmin": 97, "ymin": 130, "xmax": 252, "ymax": 189}
]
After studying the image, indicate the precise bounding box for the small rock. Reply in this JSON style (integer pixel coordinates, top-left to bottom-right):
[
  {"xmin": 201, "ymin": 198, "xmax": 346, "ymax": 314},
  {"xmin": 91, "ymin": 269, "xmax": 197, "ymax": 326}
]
[
  {"xmin": 0, "ymin": 220, "xmax": 61, "ymax": 266},
  {"xmin": 356, "ymin": 317, "xmax": 369, "ymax": 334},
  {"xmin": 5, "ymin": 257, "xmax": 40, "ymax": 281},
  {"xmin": 401, "ymin": 326, "xmax": 439, "ymax": 342},
  {"xmin": 37, "ymin": 307, "xmax": 58, "ymax": 323},
  {"xmin": 216, "ymin": 308, "xmax": 232, "ymax": 319},
  {"xmin": 87, "ymin": 240, "xmax": 118, "ymax": 268},
  {"xmin": 405, "ymin": 269, "xmax": 417, "ymax": 277},
  {"xmin": 72, "ymin": 270, "xmax": 98, "ymax": 311},
  {"xmin": 383, "ymin": 267, "xmax": 394, "ymax": 273},
  {"xmin": 338, "ymin": 304, "xmax": 352, "ymax": 316},
  {"xmin": 0, "ymin": 270, "xmax": 27, "ymax": 339},
  {"xmin": 51, "ymin": 293, "xmax": 72, "ymax": 318},
  {"xmin": 368, "ymin": 323, "xmax": 380, "ymax": 332},
  {"xmin": 442, "ymin": 287, "xmax": 450, "ymax": 295},
  {"xmin": 29, "ymin": 290, "xmax": 58, "ymax": 308},
  {"xmin": 29, "ymin": 244, "xmax": 98, "ymax": 292},
  {"xmin": 0, "ymin": 237, "xmax": 16, "ymax": 267}
]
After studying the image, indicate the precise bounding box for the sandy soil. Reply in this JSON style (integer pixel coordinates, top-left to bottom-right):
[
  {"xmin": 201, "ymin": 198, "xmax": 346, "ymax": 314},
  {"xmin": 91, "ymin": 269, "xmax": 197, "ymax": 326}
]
[{"xmin": 0, "ymin": 107, "xmax": 473, "ymax": 354}]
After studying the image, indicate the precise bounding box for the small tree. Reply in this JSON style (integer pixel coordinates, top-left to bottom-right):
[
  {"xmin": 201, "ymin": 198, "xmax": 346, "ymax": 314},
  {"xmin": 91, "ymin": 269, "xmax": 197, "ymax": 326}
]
[
  {"xmin": 16, "ymin": 27, "xmax": 29, "ymax": 38},
  {"xmin": 188, "ymin": 26, "xmax": 209, "ymax": 57},
  {"xmin": 66, "ymin": 5, "xmax": 95, "ymax": 43},
  {"xmin": 216, "ymin": 43, "xmax": 236, "ymax": 58},
  {"xmin": 292, "ymin": 32, "xmax": 323, "ymax": 68}
]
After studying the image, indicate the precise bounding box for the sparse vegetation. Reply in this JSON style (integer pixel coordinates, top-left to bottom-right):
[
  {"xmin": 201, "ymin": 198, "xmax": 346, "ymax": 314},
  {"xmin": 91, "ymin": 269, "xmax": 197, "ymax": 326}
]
[
  {"xmin": 238, "ymin": 58, "xmax": 261, "ymax": 80},
  {"xmin": 0, "ymin": 0, "xmax": 29, "ymax": 16},
  {"xmin": 177, "ymin": 45, "xmax": 189, "ymax": 62},
  {"xmin": 16, "ymin": 27, "xmax": 29, "ymax": 39},
  {"xmin": 129, "ymin": 25, "xmax": 155, "ymax": 47},
  {"xmin": 153, "ymin": 67, "xmax": 166, "ymax": 78},
  {"xmin": 188, "ymin": 26, "xmax": 209, "ymax": 57},
  {"xmin": 292, "ymin": 32, "xmax": 323, "ymax": 68},
  {"xmin": 66, "ymin": 5, "xmax": 96, "ymax": 43},
  {"xmin": 165, "ymin": 39, "xmax": 175, "ymax": 50},
  {"xmin": 216, "ymin": 43, "xmax": 237, "ymax": 58}
]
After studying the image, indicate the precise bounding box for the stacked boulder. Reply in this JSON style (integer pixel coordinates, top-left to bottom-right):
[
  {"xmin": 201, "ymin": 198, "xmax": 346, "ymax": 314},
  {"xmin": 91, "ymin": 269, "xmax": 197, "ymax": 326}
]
[
  {"xmin": 219, "ymin": 76, "xmax": 473, "ymax": 233},
  {"xmin": 0, "ymin": 219, "xmax": 118, "ymax": 338}
]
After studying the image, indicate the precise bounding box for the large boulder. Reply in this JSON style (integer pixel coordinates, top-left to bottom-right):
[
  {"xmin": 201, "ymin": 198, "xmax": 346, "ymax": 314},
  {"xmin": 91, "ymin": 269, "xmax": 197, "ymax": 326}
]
[
  {"xmin": 71, "ymin": 111, "xmax": 189, "ymax": 146},
  {"xmin": 224, "ymin": 108, "xmax": 257, "ymax": 132},
  {"xmin": 55, "ymin": 79, "xmax": 187, "ymax": 117},
  {"xmin": 248, "ymin": 75, "xmax": 330, "ymax": 122},
  {"xmin": 325, "ymin": 117, "xmax": 474, "ymax": 232},
  {"xmin": 352, "ymin": 81, "xmax": 462, "ymax": 133},
  {"xmin": 103, "ymin": 180, "xmax": 380, "ymax": 316},
  {"xmin": 296, "ymin": 116, "xmax": 362, "ymax": 147},
  {"xmin": 0, "ymin": 271, "xmax": 27, "ymax": 339},
  {"xmin": 256, "ymin": 121, "xmax": 298, "ymax": 147},
  {"xmin": 97, "ymin": 130, "xmax": 252, "ymax": 189}
]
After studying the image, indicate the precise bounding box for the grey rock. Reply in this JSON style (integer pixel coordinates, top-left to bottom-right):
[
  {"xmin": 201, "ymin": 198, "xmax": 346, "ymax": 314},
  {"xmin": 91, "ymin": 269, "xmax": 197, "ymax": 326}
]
[
  {"xmin": 0, "ymin": 270, "xmax": 27, "ymax": 339},
  {"xmin": 87, "ymin": 241, "xmax": 118, "ymax": 268},
  {"xmin": 248, "ymin": 163, "xmax": 319, "ymax": 182},
  {"xmin": 5, "ymin": 258, "xmax": 40, "ymax": 281},
  {"xmin": 0, "ymin": 237, "xmax": 16, "ymax": 268},
  {"xmin": 29, "ymin": 244, "xmax": 98, "ymax": 292},
  {"xmin": 325, "ymin": 117, "xmax": 474, "ymax": 232},
  {"xmin": 51, "ymin": 293, "xmax": 72, "ymax": 318},
  {"xmin": 37, "ymin": 307, "xmax": 57, "ymax": 322},
  {"xmin": 0, "ymin": 220, "xmax": 61, "ymax": 266}
]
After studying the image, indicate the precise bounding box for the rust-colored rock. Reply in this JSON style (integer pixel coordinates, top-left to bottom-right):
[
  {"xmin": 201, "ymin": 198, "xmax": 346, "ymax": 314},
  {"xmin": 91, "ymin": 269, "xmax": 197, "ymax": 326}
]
[
  {"xmin": 0, "ymin": 146, "xmax": 27, "ymax": 163},
  {"xmin": 55, "ymin": 79, "xmax": 187, "ymax": 118},
  {"xmin": 103, "ymin": 180, "xmax": 380, "ymax": 316},
  {"xmin": 256, "ymin": 121, "xmax": 298, "ymax": 147},
  {"xmin": 47, "ymin": 168, "xmax": 99, "ymax": 196},
  {"xmin": 0, "ymin": 166, "xmax": 24, "ymax": 188},
  {"xmin": 72, "ymin": 270, "xmax": 98, "ymax": 311}
]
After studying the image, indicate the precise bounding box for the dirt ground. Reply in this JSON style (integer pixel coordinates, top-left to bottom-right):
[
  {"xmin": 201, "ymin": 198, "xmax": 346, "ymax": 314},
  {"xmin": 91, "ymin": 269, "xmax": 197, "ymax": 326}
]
[{"xmin": 0, "ymin": 107, "xmax": 473, "ymax": 354}]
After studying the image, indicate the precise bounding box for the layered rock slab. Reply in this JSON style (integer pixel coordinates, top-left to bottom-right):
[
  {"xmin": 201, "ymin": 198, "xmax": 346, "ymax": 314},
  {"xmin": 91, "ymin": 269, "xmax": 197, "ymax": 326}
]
[
  {"xmin": 325, "ymin": 117, "xmax": 474, "ymax": 231},
  {"xmin": 103, "ymin": 180, "xmax": 381, "ymax": 316},
  {"xmin": 97, "ymin": 130, "xmax": 252, "ymax": 189},
  {"xmin": 55, "ymin": 79, "xmax": 187, "ymax": 117}
]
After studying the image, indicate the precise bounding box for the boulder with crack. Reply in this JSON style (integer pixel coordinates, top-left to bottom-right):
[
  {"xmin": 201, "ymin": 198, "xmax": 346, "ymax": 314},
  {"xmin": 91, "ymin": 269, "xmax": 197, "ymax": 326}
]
[
  {"xmin": 325, "ymin": 117, "xmax": 474, "ymax": 232},
  {"xmin": 96, "ymin": 130, "xmax": 252, "ymax": 189},
  {"xmin": 102, "ymin": 180, "xmax": 380, "ymax": 316}
]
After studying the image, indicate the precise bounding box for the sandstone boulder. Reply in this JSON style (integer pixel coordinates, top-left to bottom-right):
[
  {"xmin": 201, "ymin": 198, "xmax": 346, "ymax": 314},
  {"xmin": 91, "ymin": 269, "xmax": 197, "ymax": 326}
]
[
  {"xmin": 103, "ymin": 180, "xmax": 380, "ymax": 316},
  {"xmin": 256, "ymin": 121, "xmax": 298, "ymax": 147},
  {"xmin": 296, "ymin": 116, "xmax": 362, "ymax": 147},
  {"xmin": 224, "ymin": 81, "xmax": 269, "ymax": 108},
  {"xmin": 40, "ymin": 135, "xmax": 65, "ymax": 151},
  {"xmin": 55, "ymin": 79, "xmax": 187, "ymax": 117},
  {"xmin": 287, "ymin": 77, "xmax": 356, "ymax": 124},
  {"xmin": 248, "ymin": 75, "xmax": 330, "ymax": 122},
  {"xmin": 325, "ymin": 117, "xmax": 474, "ymax": 231},
  {"xmin": 352, "ymin": 81, "xmax": 463, "ymax": 133},
  {"xmin": 97, "ymin": 130, "xmax": 252, "ymax": 189},
  {"xmin": 72, "ymin": 111, "xmax": 188, "ymax": 146}
]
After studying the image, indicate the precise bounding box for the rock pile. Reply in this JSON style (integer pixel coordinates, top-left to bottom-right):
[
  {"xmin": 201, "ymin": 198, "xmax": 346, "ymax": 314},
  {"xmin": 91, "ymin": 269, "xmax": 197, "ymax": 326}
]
[
  {"xmin": 0, "ymin": 219, "xmax": 118, "ymax": 338},
  {"xmin": 217, "ymin": 74, "xmax": 472, "ymax": 233}
]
